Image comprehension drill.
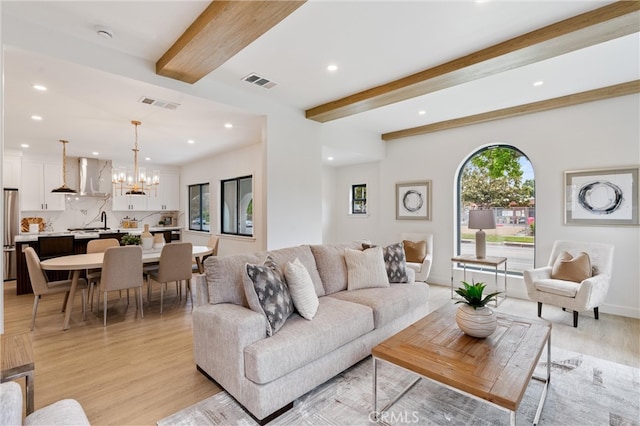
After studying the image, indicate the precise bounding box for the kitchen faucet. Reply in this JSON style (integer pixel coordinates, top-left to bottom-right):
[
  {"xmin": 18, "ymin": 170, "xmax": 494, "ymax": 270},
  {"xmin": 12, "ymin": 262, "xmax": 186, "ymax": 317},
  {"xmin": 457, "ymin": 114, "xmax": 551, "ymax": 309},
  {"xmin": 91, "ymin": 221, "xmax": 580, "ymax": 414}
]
[{"xmin": 101, "ymin": 211, "xmax": 108, "ymax": 230}]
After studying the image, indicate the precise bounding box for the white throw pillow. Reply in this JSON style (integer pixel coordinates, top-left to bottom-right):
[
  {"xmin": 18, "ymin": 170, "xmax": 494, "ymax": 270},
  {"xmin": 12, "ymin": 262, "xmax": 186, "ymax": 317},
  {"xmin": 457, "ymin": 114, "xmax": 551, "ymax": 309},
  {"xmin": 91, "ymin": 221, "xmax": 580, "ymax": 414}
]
[
  {"xmin": 344, "ymin": 247, "xmax": 390, "ymax": 291},
  {"xmin": 285, "ymin": 258, "xmax": 319, "ymax": 320}
]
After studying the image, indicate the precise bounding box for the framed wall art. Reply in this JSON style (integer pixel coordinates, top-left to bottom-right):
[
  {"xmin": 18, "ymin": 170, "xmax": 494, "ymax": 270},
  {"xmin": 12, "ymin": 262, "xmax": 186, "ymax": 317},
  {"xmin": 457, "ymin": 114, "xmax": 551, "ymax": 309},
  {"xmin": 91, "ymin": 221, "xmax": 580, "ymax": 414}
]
[
  {"xmin": 564, "ymin": 166, "xmax": 639, "ymax": 226},
  {"xmin": 396, "ymin": 180, "xmax": 432, "ymax": 220}
]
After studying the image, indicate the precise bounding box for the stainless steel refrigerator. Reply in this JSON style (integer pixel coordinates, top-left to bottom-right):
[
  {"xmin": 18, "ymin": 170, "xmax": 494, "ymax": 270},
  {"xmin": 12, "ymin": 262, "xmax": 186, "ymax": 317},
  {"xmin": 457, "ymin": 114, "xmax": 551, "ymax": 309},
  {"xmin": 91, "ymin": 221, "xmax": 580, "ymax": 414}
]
[{"xmin": 4, "ymin": 188, "xmax": 19, "ymax": 281}]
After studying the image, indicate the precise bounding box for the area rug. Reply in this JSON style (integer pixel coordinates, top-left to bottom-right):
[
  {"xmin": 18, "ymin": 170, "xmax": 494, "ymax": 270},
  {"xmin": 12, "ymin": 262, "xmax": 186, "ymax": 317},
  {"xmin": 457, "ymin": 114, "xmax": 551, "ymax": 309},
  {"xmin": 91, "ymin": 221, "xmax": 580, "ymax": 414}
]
[{"xmin": 158, "ymin": 348, "xmax": 639, "ymax": 426}]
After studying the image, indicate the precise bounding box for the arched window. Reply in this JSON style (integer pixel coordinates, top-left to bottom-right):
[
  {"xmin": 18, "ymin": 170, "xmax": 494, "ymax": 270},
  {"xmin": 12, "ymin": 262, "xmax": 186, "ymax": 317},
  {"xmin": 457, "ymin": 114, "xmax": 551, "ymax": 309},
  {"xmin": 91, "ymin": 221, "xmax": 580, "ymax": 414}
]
[{"xmin": 456, "ymin": 145, "xmax": 535, "ymax": 275}]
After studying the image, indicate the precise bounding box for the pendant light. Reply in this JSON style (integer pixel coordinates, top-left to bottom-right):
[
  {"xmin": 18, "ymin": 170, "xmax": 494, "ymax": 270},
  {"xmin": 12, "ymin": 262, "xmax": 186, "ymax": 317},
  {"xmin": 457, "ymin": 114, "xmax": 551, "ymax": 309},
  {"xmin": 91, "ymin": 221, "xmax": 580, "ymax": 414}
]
[
  {"xmin": 51, "ymin": 139, "xmax": 78, "ymax": 194},
  {"xmin": 112, "ymin": 120, "xmax": 160, "ymax": 196}
]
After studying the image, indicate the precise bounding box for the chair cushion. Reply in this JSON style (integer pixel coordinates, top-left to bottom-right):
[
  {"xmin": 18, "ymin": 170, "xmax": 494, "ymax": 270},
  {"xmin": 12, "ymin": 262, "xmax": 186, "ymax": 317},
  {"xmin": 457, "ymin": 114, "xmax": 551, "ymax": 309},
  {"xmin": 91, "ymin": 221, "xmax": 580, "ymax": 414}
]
[
  {"xmin": 244, "ymin": 255, "xmax": 294, "ymax": 336},
  {"xmin": 403, "ymin": 240, "xmax": 427, "ymax": 263},
  {"xmin": 535, "ymin": 278, "xmax": 580, "ymax": 298},
  {"xmin": 363, "ymin": 242, "xmax": 409, "ymax": 283},
  {"xmin": 344, "ymin": 247, "xmax": 389, "ymax": 291},
  {"xmin": 284, "ymin": 258, "xmax": 319, "ymax": 320},
  {"xmin": 551, "ymin": 251, "xmax": 592, "ymax": 283}
]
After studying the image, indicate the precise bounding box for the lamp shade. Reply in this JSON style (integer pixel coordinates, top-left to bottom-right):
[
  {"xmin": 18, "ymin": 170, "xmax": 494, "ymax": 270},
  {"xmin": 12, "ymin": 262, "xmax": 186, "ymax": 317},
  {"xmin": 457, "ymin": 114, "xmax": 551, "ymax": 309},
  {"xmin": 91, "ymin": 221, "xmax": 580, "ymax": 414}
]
[{"xmin": 468, "ymin": 209, "xmax": 496, "ymax": 230}]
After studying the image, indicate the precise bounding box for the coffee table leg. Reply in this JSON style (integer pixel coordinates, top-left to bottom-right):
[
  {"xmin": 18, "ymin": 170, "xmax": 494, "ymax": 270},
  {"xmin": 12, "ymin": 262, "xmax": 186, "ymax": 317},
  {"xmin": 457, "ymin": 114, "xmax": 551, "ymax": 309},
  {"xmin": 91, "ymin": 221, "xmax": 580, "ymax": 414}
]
[
  {"xmin": 532, "ymin": 336, "xmax": 551, "ymax": 426},
  {"xmin": 372, "ymin": 357, "xmax": 378, "ymax": 420},
  {"xmin": 26, "ymin": 372, "xmax": 34, "ymax": 415}
]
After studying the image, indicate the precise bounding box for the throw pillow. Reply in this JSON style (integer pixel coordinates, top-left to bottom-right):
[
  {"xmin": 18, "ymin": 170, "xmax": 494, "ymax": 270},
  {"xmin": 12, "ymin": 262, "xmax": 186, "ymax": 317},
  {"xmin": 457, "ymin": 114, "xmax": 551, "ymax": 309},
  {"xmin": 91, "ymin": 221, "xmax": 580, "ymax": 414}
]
[
  {"xmin": 363, "ymin": 242, "xmax": 408, "ymax": 283},
  {"xmin": 244, "ymin": 255, "xmax": 294, "ymax": 336},
  {"xmin": 284, "ymin": 258, "xmax": 319, "ymax": 320},
  {"xmin": 551, "ymin": 251, "xmax": 592, "ymax": 283},
  {"xmin": 344, "ymin": 247, "xmax": 390, "ymax": 291},
  {"xmin": 403, "ymin": 240, "xmax": 427, "ymax": 263}
]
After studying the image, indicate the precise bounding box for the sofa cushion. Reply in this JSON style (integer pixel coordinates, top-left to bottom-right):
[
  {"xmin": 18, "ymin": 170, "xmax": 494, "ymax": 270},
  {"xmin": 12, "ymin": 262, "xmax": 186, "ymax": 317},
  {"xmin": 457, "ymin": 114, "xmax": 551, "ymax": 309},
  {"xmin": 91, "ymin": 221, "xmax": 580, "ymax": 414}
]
[
  {"xmin": 265, "ymin": 245, "xmax": 325, "ymax": 297},
  {"xmin": 328, "ymin": 283, "xmax": 429, "ymax": 328},
  {"xmin": 244, "ymin": 297, "xmax": 374, "ymax": 384},
  {"xmin": 244, "ymin": 256, "xmax": 294, "ymax": 336},
  {"xmin": 205, "ymin": 253, "xmax": 262, "ymax": 307},
  {"xmin": 551, "ymin": 251, "xmax": 592, "ymax": 283},
  {"xmin": 311, "ymin": 240, "xmax": 369, "ymax": 295},
  {"xmin": 25, "ymin": 399, "xmax": 90, "ymax": 426},
  {"xmin": 284, "ymin": 258, "xmax": 319, "ymax": 320},
  {"xmin": 345, "ymin": 247, "xmax": 389, "ymax": 291}
]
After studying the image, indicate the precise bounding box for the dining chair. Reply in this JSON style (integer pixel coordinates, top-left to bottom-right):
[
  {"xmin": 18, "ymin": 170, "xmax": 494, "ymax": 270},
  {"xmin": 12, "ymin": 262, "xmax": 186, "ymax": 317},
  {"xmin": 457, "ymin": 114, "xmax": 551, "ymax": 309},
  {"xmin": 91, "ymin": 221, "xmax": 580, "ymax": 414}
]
[
  {"xmin": 192, "ymin": 235, "xmax": 219, "ymax": 273},
  {"xmin": 85, "ymin": 238, "xmax": 120, "ymax": 311},
  {"xmin": 24, "ymin": 247, "xmax": 87, "ymax": 330},
  {"xmin": 146, "ymin": 242, "xmax": 193, "ymax": 314},
  {"xmin": 98, "ymin": 245, "xmax": 144, "ymax": 326}
]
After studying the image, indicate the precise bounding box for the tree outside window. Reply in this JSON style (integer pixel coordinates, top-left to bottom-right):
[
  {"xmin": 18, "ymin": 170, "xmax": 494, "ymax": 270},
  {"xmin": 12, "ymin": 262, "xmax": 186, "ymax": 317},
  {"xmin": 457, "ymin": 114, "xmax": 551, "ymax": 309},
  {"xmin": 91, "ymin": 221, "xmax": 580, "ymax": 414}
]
[
  {"xmin": 189, "ymin": 183, "xmax": 210, "ymax": 232},
  {"xmin": 351, "ymin": 184, "xmax": 367, "ymax": 214},
  {"xmin": 458, "ymin": 146, "xmax": 535, "ymax": 273},
  {"xmin": 222, "ymin": 175, "xmax": 253, "ymax": 236}
]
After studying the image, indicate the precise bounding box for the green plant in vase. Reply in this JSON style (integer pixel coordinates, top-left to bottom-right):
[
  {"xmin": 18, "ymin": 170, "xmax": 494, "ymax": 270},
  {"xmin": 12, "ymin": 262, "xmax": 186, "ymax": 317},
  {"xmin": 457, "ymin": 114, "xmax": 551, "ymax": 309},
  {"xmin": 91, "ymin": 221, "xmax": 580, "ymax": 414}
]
[
  {"xmin": 454, "ymin": 281, "xmax": 501, "ymax": 338},
  {"xmin": 455, "ymin": 281, "xmax": 500, "ymax": 309},
  {"xmin": 121, "ymin": 234, "xmax": 141, "ymax": 246}
]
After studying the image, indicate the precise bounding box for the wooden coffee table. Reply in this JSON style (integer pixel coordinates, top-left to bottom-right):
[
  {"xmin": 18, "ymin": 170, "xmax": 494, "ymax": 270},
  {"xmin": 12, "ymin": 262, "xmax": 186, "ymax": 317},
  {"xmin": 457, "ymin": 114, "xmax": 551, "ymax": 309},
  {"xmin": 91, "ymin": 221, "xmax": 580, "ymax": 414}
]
[{"xmin": 372, "ymin": 304, "xmax": 551, "ymax": 425}]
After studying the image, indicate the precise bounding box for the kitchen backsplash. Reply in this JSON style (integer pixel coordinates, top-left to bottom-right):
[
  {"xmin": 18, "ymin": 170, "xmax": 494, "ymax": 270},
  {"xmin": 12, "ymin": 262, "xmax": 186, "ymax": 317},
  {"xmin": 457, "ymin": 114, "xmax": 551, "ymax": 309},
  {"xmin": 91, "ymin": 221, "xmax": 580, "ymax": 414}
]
[{"xmin": 21, "ymin": 195, "xmax": 182, "ymax": 233}]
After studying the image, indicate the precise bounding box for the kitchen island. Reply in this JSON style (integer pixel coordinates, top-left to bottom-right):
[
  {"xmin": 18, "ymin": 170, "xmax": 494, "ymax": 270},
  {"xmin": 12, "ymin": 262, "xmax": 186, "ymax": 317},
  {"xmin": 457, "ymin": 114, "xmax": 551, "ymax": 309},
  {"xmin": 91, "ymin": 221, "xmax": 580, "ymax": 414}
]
[{"xmin": 14, "ymin": 227, "xmax": 182, "ymax": 295}]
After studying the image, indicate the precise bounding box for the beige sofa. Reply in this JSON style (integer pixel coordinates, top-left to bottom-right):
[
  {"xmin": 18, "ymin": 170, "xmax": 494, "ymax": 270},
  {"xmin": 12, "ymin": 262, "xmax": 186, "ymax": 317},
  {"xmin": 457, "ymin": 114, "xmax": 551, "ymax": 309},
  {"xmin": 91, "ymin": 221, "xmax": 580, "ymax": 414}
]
[{"xmin": 192, "ymin": 241, "xmax": 430, "ymax": 423}]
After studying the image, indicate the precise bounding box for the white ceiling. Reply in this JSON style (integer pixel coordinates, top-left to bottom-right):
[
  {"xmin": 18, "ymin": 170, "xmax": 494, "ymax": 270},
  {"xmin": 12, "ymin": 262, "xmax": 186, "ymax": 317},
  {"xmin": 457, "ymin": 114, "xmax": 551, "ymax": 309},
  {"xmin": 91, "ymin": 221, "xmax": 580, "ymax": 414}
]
[{"xmin": 2, "ymin": 0, "xmax": 638, "ymax": 167}]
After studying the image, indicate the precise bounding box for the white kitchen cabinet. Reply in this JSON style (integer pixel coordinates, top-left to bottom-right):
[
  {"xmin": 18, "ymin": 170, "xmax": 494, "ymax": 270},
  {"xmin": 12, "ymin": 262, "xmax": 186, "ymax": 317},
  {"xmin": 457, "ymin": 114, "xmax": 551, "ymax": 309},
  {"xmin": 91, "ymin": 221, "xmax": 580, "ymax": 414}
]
[
  {"xmin": 3, "ymin": 154, "xmax": 22, "ymax": 189},
  {"xmin": 146, "ymin": 173, "xmax": 179, "ymax": 211},
  {"xmin": 20, "ymin": 161, "xmax": 65, "ymax": 211},
  {"xmin": 112, "ymin": 190, "xmax": 148, "ymax": 211}
]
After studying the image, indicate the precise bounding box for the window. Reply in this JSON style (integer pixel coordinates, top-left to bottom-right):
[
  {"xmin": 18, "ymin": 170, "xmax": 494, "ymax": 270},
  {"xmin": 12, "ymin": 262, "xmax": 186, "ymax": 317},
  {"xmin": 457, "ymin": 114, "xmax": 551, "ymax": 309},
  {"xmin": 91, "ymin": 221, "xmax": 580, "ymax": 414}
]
[
  {"xmin": 457, "ymin": 145, "xmax": 535, "ymax": 274},
  {"xmin": 351, "ymin": 184, "xmax": 367, "ymax": 214},
  {"xmin": 221, "ymin": 175, "xmax": 253, "ymax": 236},
  {"xmin": 189, "ymin": 183, "xmax": 210, "ymax": 232}
]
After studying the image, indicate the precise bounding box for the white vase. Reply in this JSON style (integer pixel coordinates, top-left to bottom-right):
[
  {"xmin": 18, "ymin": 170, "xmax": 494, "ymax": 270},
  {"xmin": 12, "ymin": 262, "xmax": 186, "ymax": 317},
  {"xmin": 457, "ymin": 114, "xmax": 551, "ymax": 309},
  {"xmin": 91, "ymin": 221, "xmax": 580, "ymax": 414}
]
[
  {"xmin": 141, "ymin": 236, "xmax": 154, "ymax": 250},
  {"xmin": 455, "ymin": 304, "xmax": 497, "ymax": 338}
]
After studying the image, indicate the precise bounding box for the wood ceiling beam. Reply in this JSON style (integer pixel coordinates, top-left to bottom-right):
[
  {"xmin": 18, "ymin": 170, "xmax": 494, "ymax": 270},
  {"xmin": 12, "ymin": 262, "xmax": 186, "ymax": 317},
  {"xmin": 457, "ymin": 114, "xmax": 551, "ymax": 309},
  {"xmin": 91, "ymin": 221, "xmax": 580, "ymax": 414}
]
[
  {"xmin": 156, "ymin": 1, "xmax": 305, "ymax": 84},
  {"xmin": 381, "ymin": 80, "xmax": 640, "ymax": 141},
  {"xmin": 306, "ymin": 1, "xmax": 640, "ymax": 123}
]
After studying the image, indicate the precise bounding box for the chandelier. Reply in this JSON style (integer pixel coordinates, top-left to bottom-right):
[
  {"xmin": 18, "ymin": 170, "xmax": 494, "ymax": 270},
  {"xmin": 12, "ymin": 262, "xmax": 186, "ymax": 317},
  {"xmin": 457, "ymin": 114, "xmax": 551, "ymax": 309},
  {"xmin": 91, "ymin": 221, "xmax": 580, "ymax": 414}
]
[{"xmin": 112, "ymin": 120, "xmax": 160, "ymax": 196}]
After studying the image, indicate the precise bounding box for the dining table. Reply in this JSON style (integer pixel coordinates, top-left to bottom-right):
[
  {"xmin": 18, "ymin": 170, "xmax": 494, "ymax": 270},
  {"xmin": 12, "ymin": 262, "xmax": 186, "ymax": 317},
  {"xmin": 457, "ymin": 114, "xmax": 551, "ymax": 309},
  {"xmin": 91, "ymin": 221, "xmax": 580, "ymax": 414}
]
[{"xmin": 40, "ymin": 245, "xmax": 213, "ymax": 330}]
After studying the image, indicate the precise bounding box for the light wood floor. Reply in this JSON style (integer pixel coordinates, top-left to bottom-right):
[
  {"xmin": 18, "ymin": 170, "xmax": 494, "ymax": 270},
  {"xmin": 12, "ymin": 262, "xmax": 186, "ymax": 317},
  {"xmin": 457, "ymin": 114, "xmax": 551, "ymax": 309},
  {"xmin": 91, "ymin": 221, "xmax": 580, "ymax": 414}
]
[{"xmin": 2, "ymin": 280, "xmax": 638, "ymax": 425}]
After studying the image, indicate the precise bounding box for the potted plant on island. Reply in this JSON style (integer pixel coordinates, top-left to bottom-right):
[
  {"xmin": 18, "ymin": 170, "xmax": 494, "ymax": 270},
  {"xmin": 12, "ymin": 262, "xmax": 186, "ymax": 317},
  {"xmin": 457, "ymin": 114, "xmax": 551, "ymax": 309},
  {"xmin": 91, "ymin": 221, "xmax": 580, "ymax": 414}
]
[
  {"xmin": 454, "ymin": 281, "xmax": 501, "ymax": 338},
  {"xmin": 120, "ymin": 234, "xmax": 141, "ymax": 246}
]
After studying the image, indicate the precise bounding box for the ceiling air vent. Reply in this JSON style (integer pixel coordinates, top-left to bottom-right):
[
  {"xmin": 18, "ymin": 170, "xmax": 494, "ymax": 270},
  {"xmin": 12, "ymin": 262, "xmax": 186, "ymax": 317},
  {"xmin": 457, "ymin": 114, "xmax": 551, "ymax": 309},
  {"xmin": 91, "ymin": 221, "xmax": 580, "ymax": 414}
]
[
  {"xmin": 242, "ymin": 73, "xmax": 277, "ymax": 89},
  {"xmin": 138, "ymin": 96, "xmax": 180, "ymax": 110}
]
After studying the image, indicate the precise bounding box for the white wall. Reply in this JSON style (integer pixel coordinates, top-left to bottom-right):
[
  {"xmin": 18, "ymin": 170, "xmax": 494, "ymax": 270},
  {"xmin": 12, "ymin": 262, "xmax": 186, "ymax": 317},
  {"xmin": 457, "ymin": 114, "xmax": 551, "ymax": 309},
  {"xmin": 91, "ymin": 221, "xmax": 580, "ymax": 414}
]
[
  {"xmin": 327, "ymin": 95, "xmax": 640, "ymax": 318},
  {"xmin": 180, "ymin": 143, "xmax": 264, "ymax": 256}
]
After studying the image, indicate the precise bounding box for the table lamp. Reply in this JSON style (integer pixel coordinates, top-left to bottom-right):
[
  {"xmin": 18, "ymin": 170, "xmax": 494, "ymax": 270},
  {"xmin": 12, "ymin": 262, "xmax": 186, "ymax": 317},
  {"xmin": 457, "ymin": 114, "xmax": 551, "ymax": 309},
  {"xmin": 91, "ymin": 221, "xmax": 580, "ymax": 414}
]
[{"xmin": 468, "ymin": 209, "xmax": 496, "ymax": 259}]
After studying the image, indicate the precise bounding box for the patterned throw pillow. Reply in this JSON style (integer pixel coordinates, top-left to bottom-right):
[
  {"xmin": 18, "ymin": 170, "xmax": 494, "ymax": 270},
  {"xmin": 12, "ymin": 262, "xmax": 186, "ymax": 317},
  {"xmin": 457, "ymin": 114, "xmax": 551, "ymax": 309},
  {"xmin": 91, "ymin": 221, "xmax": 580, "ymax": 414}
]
[
  {"xmin": 245, "ymin": 256, "xmax": 294, "ymax": 336},
  {"xmin": 362, "ymin": 242, "xmax": 409, "ymax": 283}
]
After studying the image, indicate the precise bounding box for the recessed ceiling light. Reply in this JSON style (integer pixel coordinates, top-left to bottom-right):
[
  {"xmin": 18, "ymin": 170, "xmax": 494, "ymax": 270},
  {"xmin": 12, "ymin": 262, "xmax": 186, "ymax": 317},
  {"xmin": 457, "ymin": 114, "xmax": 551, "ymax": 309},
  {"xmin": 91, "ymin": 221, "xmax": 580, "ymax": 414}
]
[
  {"xmin": 327, "ymin": 156, "xmax": 334, "ymax": 161},
  {"xmin": 327, "ymin": 64, "xmax": 338, "ymax": 72},
  {"xmin": 187, "ymin": 139, "xmax": 195, "ymax": 144},
  {"xmin": 418, "ymin": 110, "xmax": 426, "ymax": 115},
  {"xmin": 32, "ymin": 84, "xmax": 47, "ymax": 91},
  {"xmin": 20, "ymin": 144, "xmax": 29, "ymax": 148},
  {"xmin": 31, "ymin": 115, "xmax": 42, "ymax": 121},
  {"xmin": 145, "ymin": 157, "xmax": 151, "ymax": 161},
  {"xmin": 224, "ymin": 123, "xmax": 233, "ymax": 129},
  {"xmin": 92, "ymin": 152, "xmax": 99, "ymax": 156},
  {"xmin": 533, "ymin": 81, "xmax": 544, "ymax": 86}
]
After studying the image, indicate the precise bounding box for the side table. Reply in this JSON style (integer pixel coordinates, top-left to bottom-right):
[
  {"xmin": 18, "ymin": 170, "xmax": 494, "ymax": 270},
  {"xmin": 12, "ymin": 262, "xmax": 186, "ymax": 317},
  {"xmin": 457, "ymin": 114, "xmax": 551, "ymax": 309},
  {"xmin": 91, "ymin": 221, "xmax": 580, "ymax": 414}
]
[
  {"xmin": 1, "ymin": 332, "xmax": 35, "ymax": 414},
  {"xmin": 451, "ymin": 254, "xmax": 507, "ymax": 307}
]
